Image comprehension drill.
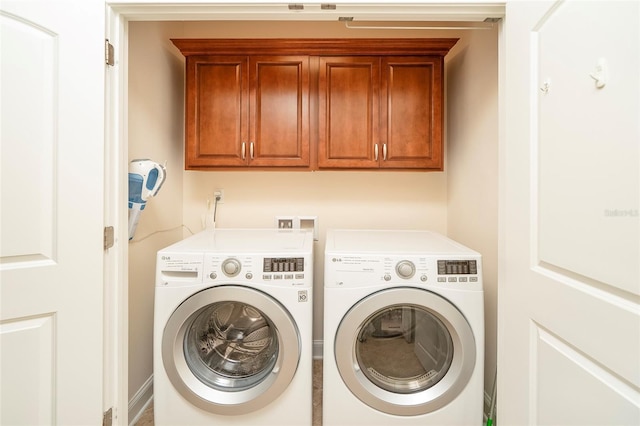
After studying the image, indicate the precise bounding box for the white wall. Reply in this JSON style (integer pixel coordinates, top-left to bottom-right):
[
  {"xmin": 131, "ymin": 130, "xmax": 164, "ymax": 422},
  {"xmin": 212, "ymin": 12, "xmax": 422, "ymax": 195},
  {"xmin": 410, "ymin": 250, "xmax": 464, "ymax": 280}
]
[{"xmin": 127, "ymin": 19, "xmax": 498, "ymax": 412}]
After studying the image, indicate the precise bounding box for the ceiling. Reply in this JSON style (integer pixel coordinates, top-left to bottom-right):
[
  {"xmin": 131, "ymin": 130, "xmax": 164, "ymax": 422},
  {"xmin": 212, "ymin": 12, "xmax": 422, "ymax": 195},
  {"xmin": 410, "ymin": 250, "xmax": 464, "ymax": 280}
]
[{"xmin": 109, "ymin": 2, "xmax": 506, "ymax": 23}]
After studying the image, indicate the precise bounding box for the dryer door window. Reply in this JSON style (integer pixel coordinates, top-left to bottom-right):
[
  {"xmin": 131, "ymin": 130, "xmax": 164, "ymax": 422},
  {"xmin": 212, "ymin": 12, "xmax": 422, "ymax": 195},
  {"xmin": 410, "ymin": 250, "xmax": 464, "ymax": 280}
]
[
  {"xmin": 162, "ymin": 285, "xmax": 300, "ymax": 415},
  {"xmin": 335, "ymin": 287, "xmax": 476, "ymax": 416},
  {"xmin": 355, "ymin": 305, "xmax": 454, "ymax": 394}
]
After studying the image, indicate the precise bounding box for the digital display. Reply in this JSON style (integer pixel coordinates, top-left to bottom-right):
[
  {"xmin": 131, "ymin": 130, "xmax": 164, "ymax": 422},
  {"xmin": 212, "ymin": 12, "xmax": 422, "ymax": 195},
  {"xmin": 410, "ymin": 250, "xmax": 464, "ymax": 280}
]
[
  {"xmin": 437, "ymin": 260, "xmax": 477, "ymax": 275},
  {"xmin": 264, "ymin": 257, "xmax": 304, "ymax": 273}
]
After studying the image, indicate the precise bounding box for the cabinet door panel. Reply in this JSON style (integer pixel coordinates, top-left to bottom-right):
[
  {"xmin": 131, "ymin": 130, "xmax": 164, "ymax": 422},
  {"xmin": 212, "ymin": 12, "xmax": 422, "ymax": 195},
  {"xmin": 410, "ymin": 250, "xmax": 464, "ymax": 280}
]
[
  {"xmin": 318, "ymin": 57, "xmax": 380, "ymax": 168},
  {"xmin": 250, "ymin": 56, "xmax": 309, "ymax": 167},
  {"xmin": 186, "ymin": 56, "xmax": 248, "ymax": 168},
  {"xmin": 381, "ymin": 57, "xmax": 443, "ymax": 170}
]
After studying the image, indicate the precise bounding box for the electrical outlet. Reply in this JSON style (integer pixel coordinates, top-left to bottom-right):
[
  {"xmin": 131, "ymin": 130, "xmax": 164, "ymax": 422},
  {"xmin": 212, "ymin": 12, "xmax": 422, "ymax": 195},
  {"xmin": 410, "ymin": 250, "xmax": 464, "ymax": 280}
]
[
  {"xmin": 277, "ymin": 218, "xmax": 294, "ymax": 229},
  {"xmin": 214, "ymin": 189, "xmax": 224, "ymax": 204},
  {"xmin": 274, "ymin": 215, "xmax": 318, "ymax": 239}
]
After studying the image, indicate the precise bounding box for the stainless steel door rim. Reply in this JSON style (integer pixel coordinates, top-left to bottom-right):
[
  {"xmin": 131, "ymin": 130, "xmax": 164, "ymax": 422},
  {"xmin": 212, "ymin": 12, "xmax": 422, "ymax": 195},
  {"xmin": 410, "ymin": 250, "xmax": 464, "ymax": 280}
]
[
  {"xmin": 334, "ymin": 287, "xmax": 476, "ymax": 416},
  {"xmin": 162, "ymin": 285, "xmax": 300, "ymax": 415}
]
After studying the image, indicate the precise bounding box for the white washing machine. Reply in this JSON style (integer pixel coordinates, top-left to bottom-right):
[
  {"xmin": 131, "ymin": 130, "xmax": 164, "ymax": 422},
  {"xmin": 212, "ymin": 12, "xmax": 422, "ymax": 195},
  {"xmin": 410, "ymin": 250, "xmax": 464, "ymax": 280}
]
[
  {"xmin": 154, "ymin": 228, "xmax": 313, "ymax": 425},
  {"xmin": 323, "ymin": 229, "xmax": 484, "ymax": 425}
]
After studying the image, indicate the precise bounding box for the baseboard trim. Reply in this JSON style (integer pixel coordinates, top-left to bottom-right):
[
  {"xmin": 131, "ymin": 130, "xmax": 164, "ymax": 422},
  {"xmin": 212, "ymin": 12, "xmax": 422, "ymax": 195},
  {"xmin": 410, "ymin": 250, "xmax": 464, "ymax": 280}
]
[
  {"xmin": 128, "ymin": 375, "xmax": 153, "ymax": 426},
  {"xmin": 313, "ymin": 339, "xmax": 323, "ymax": 359}
]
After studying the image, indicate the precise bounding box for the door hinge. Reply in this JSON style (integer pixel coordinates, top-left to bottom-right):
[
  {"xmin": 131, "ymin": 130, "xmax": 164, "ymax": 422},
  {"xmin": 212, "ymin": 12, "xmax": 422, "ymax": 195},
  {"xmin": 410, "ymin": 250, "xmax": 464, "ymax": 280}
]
[
  {"xmin": 104, "ymin": 226, "xmax": 115, "ymax": 250},
  {"xmin": 102, "ymin": 407, "xmax": 113, "ymax": 426},
  {"xmin": 105, "ymin": 39, "xmax": 115, "ymax": 66}
]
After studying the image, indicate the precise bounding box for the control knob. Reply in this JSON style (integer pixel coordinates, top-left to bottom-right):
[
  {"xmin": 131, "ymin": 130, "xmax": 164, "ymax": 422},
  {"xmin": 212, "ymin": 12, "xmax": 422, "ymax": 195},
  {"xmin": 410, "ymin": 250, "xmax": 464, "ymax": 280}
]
[
  {"xmin": 396, "ymin": 260, "xmax": 416, "ymax": 279},
  {"xmin": 221, "ymin": 258, "xmax": 241, "ymax": 277}
]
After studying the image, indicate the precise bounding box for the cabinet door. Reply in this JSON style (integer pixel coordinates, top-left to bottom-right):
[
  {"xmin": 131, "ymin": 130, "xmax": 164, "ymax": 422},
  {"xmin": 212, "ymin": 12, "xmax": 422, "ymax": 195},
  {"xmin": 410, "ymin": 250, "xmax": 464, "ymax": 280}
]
[
  {"xmin": 185, "ymin": 56, "xmax": 249, "ymax": 168},
  {"xmin": 249, "ymin": 56, "xmax": 309, "ymax": 167},
  {"xmin": 380, "ymin": 57, "xmax": 444, "ymax": 170},
  {"xmin": 318, "ymin": 57, "xmax": 380, "ymax": 169}
]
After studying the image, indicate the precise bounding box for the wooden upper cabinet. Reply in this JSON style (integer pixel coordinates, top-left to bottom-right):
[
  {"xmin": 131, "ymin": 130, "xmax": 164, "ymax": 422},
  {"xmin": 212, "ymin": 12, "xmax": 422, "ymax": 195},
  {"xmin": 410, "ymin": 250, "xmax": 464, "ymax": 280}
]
[
  {"xmin": 250, "ymin": 56, "xmax": 309, "ymax": 167},
  {"xmin": 318, "ymin": 57, "xmax": 380, "ymax": 168},
  {"xmin": 182, "ymin": 53, "xmax": 309, "ymax": 169},
  {"xmin": 318, "ymin": 56, "xmax": 444, "ymax": 170},
  {"xmin": 173, "ymin": 38, "xmax": 457, "ymax": 171},
  {"xmin": 184, "ymin": 55, "xmax": 248, "ymax": 168},
  {"xmin": 381, "ymin": 56, "xmax": 444, "ymax": 170}
]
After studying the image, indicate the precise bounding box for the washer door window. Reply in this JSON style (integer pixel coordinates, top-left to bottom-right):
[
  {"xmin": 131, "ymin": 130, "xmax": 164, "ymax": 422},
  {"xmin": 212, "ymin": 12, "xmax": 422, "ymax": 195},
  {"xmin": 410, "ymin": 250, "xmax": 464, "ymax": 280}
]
[
  {"xmin": 335, "ymin": 287, "xmax": 475, "ymax": 416},
  {"xmin": 163, "ymin": 286, "xmax": 300, "ymax": 415}
]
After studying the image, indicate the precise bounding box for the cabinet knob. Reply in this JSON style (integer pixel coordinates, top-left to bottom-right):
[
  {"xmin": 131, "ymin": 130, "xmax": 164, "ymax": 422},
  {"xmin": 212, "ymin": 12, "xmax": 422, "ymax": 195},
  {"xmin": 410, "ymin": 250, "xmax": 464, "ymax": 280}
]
[
  {"xmin": 383, "ymin": 143, "xmax": 387, "ymax": 161},
  {"xmin": 241, "ymin": 142, "xmax": 246, "ymax": 160},
  {"xmin": 250, "ymin": 142, "xmax": 255, "ymax": 159},
  {"xmin": 374, "ymin": 144, "xmax": 379, "ymax": 161}
]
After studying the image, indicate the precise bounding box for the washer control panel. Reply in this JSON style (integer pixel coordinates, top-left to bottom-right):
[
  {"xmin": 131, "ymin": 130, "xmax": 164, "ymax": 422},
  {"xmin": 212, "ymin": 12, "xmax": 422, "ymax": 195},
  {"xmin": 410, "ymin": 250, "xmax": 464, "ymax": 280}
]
[
  {"xmin": 221, "ymin": 258, "xmax": 242, "ymax": 277},
  {"xmin": 203, "ymin": 254, "xmax": 308, "ymax": 285},
  {"xmin": 264, "ymin": 257, "xmax": 305, "ymax": 273}
]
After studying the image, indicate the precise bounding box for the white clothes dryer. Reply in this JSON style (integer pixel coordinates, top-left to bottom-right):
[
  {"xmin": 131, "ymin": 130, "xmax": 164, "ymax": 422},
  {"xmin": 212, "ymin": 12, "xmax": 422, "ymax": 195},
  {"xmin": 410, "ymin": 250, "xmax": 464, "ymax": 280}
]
[
  {"xmin": 154, "ymin": 229, "xmax": 313, "ymax": 426},
  {"xmin": 323, "ymin": 229, "xmax": 484, "ymax": 426}
]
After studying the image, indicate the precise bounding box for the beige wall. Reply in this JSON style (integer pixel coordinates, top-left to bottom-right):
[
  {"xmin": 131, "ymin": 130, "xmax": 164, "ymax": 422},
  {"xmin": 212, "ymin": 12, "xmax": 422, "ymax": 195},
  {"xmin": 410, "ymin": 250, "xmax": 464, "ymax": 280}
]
[
  {"xmin": 128, "ymin": 21, "xmax": 185, "ymax": 405},
  {"xmin": 128, "ymin": 19, "xmax": 498, "ymax": 411},
  {"xmin": 445, "ymin": 27, "xmax": 500, "ymax": 405}
]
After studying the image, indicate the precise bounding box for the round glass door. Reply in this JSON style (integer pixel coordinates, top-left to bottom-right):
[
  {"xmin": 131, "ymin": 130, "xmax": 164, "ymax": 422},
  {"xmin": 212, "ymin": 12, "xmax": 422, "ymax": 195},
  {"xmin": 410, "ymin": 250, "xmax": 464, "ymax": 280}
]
[
  {"xmin": 335, "ymin": 287, "xmax": 476, "ymax": 416},
  {"xmin": 184, "ymin": 301, "xmax": 279, "ymax": 392},
  {"xmin": 163, "ymin": 285, "xmax": 300, "ymax": 415},
  {"xmin": 356, "ymin": 306, "xmax": 454, "ymax": 394}
]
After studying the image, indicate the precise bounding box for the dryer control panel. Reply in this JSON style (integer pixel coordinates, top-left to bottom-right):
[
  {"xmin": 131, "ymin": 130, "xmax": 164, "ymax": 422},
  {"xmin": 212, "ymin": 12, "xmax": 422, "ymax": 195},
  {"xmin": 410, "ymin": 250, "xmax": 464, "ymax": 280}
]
[
  {"xmin": 438, "ymin": 259, "xmax": 478, "ymax": 275},
  {"xmin": 325, "ymin": 254, "xmax": 482, "ymax": 291},
  {"xmin": 435, "ymin": 259, "xmax": 480, "ymax": 285}
]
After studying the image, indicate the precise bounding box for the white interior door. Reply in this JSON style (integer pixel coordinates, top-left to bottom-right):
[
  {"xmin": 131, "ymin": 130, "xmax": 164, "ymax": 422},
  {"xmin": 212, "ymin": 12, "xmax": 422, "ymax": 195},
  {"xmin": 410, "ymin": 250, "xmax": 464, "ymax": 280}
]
[
  {"xmin": 0, "ymin": 1, "xmax": 105, "ymax": 424},
  {"xmin": 499, "ymin": 1, "xmax": 639, "ymax": 424}
]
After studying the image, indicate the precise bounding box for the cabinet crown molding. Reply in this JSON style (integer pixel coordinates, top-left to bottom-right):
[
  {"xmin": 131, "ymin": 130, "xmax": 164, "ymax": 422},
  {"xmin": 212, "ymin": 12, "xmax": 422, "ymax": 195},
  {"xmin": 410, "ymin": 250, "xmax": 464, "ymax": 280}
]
[{"xmin": 171, "ymin": 38, "xmax": 458, "ymax": 56}]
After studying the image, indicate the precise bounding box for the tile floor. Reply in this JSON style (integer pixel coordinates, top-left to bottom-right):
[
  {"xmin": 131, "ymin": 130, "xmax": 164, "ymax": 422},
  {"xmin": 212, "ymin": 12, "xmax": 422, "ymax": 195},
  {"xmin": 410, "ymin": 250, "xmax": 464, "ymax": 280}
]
[{"xmin": 134, "ymin": 359, "xmax": 323, "ymax": 426}]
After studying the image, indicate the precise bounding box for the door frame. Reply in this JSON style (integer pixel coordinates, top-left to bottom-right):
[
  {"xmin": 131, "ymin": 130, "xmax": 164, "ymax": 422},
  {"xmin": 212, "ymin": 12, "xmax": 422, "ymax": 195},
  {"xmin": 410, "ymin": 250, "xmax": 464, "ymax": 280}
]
[
  {"xmin": 103, "ymin": 5, "xmax": 130, "ymax": 425},
  {"xmin": 103, "ymin": 2, "xmax": 507, "ymax": 424}
]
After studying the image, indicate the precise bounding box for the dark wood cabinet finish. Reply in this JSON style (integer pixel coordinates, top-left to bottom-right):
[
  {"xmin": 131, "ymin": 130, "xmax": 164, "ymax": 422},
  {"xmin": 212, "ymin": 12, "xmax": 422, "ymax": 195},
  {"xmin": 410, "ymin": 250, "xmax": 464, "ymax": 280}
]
[
  {"xmin": 183, "ymin": 55, "xmax": 309, "ymax": 169},
  {"xmin": 317, "ymin": 55, "xmax": 445, "ymax": 170},
  {"xmin": 318, "ymin": 56, "xmax": 381, "ymax": 168},
  {"xmin": 380, "ymin": 56, "xmax": 444, "ymax": 170},
  {"xmin": 173, "ymin": 38, "xmax": 457, "ymax": 171}
]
